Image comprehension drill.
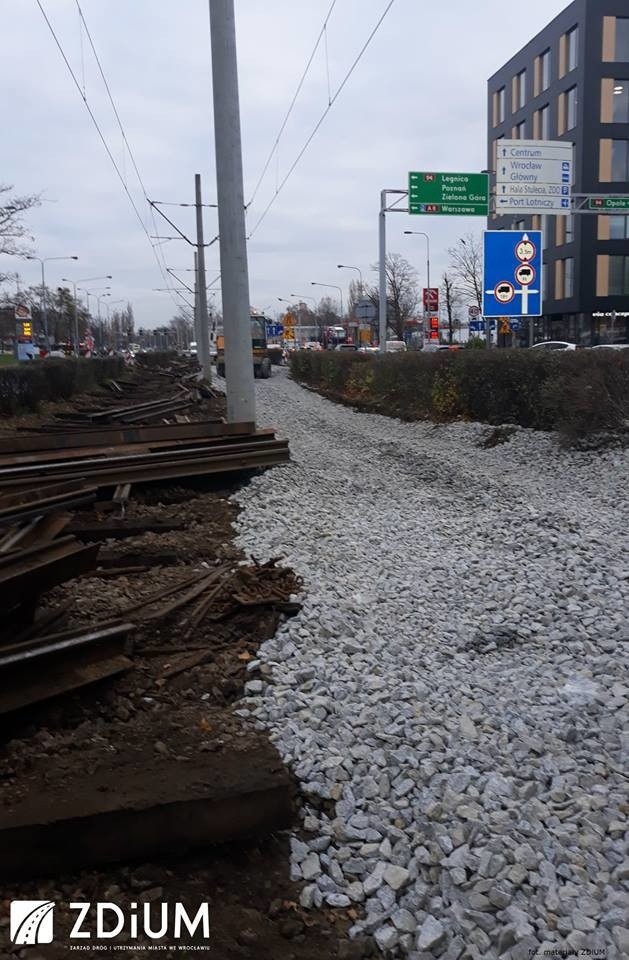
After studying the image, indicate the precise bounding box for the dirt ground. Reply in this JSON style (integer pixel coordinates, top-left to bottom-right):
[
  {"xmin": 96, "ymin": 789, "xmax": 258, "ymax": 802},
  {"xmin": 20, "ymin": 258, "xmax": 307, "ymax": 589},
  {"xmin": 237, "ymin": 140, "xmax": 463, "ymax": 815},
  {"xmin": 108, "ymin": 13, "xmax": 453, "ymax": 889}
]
[{"xmin": 0, "ymin": 373, "xmax": 365, "ymax": 959}]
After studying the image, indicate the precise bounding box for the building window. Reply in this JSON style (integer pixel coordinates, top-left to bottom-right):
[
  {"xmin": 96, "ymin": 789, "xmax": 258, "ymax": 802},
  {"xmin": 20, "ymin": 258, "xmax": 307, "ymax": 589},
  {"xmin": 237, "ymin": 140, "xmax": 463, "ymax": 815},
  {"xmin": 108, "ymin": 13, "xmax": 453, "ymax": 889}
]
[
  {"xmin": 497, "ymin": 86, "xmax": 505, "ymax": 123},
  {"xmin": 566, "ymin": 86, "xmax": 578, "ymax": 130},
  {"xmin": 610, "ymin": 215, "xmax": 629, "ymax": 239},
  {"xmin": 515, "ymin": 120, "xmax": 526, "ymax": 139},
  {"xmin": 541, "ymin": 215, "xmax": 551, "ymax": 250},
  {"xmin": 516, "ymin": 69, "xmax": 526, "ymax": 108},
  {"xmin": 567, "ymin": 26, "xmax": 578, "ymax": 71},
  {"xmin": 565, "ymin": 214, "xmax": 573, "ymax": 243},
  {"xmin": 611, "ymin": 139, "xmax": 629, "ymax": 180},
  {"xmin": 609, "ymin": 255, "xmax": 629, "ymax": 294},
  {"xmin": 540, "ymin": 103, "xmax": 550, "ymax": 138},
  {"xmin": 616, "ymin": 18, "xmax": 629, "ymax": 61},
  {"xmin": 564, "ymin": 258, "xmax": 574, "ymax": 297},
  {"xmin": 541, "ymin": 48, "xmax": 551, "ymax": 90},
  {"xmin": 613, "ymin": 81, "xmax": 629, "ymax": 122}
]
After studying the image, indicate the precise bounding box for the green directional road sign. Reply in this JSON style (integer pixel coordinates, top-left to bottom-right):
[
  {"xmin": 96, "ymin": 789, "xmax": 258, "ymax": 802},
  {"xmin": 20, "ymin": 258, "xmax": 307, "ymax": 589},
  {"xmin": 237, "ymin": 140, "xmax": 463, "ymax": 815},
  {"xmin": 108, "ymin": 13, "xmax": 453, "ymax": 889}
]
[
  {"xmin": 409, "ymin": 171, "xmax": 489, "ymax": 216},
  {"xmin": 588, "ymin": 196, "xmax": 629, "ymax": 211}
]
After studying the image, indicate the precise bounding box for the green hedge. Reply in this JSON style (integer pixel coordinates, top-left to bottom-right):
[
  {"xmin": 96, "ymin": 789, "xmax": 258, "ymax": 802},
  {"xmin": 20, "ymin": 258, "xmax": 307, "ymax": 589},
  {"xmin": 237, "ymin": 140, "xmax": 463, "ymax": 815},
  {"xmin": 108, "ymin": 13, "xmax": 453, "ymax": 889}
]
[
  {"xmin": 0, "ymin": 357, "xmax": 125, "ymax": 416},
  {"xmin": 289, "ymin": 349, "xmax": 629, "ymax": 440}
]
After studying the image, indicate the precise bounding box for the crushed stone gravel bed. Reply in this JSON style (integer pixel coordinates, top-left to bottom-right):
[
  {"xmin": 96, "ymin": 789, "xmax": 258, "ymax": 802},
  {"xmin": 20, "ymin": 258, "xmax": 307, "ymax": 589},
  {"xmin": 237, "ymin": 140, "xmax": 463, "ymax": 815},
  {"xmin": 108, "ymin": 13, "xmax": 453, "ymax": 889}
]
[{"xmin": 230, "ymin": 368, "xmax": 629, "ymax": 960}]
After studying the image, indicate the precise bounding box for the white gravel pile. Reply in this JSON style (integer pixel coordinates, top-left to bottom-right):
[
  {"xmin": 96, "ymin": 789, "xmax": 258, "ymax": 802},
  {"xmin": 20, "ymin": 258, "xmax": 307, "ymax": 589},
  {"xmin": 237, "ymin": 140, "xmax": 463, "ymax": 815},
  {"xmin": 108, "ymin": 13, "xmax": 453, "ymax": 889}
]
[{"xmin": 231, "ymin": 369, "xmax": 629, "ymax": 960}]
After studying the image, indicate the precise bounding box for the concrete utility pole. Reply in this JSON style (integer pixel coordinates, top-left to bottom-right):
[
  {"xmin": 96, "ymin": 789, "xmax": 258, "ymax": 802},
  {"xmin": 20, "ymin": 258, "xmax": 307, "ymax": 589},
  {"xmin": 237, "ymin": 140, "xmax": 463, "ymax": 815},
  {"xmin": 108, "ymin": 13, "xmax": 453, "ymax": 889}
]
[
  {"xmin": 209, "ymin": 0, "xmax": 256, "ymax": 423},
  {"xmin": 193, "ymin": 251, "xmax": 201, "ymax": 354},
  {"xmin": 195, "ymin": 174, "xmax": 212, "ymax": 380}
]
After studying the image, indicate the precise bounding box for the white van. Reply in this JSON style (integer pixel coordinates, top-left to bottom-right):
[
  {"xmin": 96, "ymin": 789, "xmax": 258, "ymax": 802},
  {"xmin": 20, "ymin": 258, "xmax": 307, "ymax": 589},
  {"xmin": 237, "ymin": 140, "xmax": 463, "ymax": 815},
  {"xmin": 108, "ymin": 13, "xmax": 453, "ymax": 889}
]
[{"xmin": 386, "ymin": 340, "xmax": 407, "ymax": 352}]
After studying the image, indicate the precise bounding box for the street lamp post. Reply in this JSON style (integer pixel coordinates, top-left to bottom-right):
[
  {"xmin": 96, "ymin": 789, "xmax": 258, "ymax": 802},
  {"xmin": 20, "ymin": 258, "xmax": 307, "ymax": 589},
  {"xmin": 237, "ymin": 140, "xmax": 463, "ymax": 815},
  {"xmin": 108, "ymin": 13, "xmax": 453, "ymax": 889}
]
[
  {"xmin": 78, "ymin": 286, "xmax": 111, "ymax": 350},
  {"xmin": 337, "ymin": 265, "xmax": 364, "ymax": 344},
  {"xmin": 61, "ymin": 274, "xmax": 112, "ymax": 354},
  {"xmin": 26, "ymin": 255, "xmax": 78, "ymax": 349},
  {"xmin": 403, "ymin": 231, "xmax": 431, "ymax": 340},
  {"xmin": 311, "ymin": 282, "xmax": 345, "ymax": 338},
  {"xmin": 337, "ymin": 264, "xmax": 364, "ymax": 297}
]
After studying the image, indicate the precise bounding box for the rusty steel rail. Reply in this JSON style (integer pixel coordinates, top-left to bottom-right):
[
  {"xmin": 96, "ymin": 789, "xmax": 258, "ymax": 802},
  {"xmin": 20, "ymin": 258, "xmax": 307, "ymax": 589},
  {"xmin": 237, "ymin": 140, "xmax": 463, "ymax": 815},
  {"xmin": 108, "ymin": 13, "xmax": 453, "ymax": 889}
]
[
  {"xmin": 0, "ymin": 622, "xmax": 134, "ymax": 715},
  {"xmin": 0, "ymin": 436, "xmax": 289, "ymax": 492},
  {"xmin": 0, "ymin": 536, "xmax": 99, "ymax": 608},
  {"xmin": 0, "ymin": 420, "xmax": 252, "ymax": 451}
]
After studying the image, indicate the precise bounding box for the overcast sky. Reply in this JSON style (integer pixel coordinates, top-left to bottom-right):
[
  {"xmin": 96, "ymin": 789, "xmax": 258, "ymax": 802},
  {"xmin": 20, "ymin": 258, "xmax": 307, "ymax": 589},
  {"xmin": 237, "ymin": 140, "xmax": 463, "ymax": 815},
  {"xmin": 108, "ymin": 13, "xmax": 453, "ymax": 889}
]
[{"xmin": 2, "ymin": 0, "xmax": 570, "ymax": 328}]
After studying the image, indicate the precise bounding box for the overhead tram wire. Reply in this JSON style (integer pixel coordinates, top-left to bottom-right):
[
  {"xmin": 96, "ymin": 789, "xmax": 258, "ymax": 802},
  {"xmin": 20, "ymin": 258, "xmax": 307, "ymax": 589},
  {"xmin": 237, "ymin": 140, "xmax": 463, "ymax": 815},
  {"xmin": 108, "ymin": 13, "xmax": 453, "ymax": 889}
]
[
  {"xmin": 36, "ymin": 0, "xmax": 181, "ymax": 312},
  {"xmin": 246, "ymin": 0, "xmax": 396, "ymax": 240},
  {"xmin": 245, "ymin": 0, "xmax": 338, "ymax": 211},
  {"xmin": 73, "ymin": 0, "xmax": 183, "ymax": 311}
]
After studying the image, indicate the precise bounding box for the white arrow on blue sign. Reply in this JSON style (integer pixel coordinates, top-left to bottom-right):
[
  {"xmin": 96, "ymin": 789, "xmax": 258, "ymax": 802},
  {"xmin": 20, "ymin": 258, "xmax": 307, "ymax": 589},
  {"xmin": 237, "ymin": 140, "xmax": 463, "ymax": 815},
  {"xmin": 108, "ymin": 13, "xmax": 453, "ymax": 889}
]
[{"xmin": 482, "ymin": 230, "xmax": 543, "ymax": 319}]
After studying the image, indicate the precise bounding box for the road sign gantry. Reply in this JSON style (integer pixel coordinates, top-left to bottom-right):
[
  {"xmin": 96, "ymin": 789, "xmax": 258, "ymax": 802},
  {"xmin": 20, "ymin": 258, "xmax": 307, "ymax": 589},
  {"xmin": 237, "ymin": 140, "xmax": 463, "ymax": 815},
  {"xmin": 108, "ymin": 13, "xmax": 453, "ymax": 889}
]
[{"xmin": 409, "ymin": 171, "xmax": 489, "ymax": 216}]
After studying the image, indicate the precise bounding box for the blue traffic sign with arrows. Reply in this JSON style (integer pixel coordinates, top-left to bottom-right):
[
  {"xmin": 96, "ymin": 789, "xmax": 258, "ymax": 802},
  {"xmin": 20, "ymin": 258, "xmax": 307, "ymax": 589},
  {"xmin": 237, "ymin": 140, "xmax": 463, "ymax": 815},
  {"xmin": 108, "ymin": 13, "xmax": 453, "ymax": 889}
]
[{"xmin": 482, "ymin": 230, "xmax": 542, "ymax": 318}]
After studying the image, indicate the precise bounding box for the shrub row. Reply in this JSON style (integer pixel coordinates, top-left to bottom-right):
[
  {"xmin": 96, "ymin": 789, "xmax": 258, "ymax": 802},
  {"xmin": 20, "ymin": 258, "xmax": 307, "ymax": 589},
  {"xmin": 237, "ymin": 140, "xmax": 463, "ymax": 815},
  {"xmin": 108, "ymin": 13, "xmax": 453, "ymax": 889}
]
[
  {"xmin": 289, "ymin": 349, "xmax": 629, "ymax": 441},
  {"xmin": 0, "ymin": 357, "xmax": 125, "ymax": 416}
]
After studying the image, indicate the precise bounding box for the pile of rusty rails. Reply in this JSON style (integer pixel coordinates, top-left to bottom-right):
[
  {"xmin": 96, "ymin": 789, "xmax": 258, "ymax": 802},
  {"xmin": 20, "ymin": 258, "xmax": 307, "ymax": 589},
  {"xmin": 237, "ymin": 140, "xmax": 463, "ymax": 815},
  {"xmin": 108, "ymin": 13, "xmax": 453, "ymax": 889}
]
[{"xmin": 0, "ymin": 365, "xmax": 289, "ymax": 715}]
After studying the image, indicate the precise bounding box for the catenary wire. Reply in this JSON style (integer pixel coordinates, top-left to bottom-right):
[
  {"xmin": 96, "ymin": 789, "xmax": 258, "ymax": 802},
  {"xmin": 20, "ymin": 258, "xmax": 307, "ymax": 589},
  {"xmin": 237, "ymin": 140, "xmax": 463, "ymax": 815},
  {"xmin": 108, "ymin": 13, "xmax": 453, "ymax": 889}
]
[
  {"xmin": 245, "ymin": 0, "xmax": 338, "ymax": 210},
  {"xmin": 36, "ymin": 0, "xmax": 185, "ymax": 315},
  {"xmin": 247, "ymin": 0, "xmax": 396, "ymax": 239}
]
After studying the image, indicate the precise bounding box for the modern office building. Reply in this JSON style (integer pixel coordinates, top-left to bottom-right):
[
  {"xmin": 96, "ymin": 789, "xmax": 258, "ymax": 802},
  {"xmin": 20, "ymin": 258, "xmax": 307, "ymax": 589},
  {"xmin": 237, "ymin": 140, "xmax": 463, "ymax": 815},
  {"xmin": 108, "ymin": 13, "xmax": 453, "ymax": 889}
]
[{"xmin": 487, "ymin": 1, "xmax": 629, "ymax": 344}]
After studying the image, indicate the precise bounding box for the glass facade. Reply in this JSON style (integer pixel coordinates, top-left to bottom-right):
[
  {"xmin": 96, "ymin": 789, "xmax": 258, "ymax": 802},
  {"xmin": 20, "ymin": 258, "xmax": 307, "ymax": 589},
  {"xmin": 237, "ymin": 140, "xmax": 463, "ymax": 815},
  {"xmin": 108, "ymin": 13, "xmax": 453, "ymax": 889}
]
[
  {"xmin": 566, "ymin": 86, "xmax": 577, "ymax": 130},
  {"xmin": 564, "ymin": 258, "xmax": 574, "ymax": 297},
  {"xmin": 613, "ymin": 81, "xmax": 629, "ymax": 122},
  {"xmin": 616, "ymin": 17, "xmax": 629, "ymax": 61},
  {"xmin": 611, "ymin": 140, "xmax": 629, "ymax": 180},
  {"xmin": 540, "ymin": 104, "xmax": 550, "ymax": 138},
  {"xmin": 497, "ymin": 87, "xmax": 505, "ymax": 122},
  {"xmin": 516, "ymin": 70, "xmax": 526, "ymax": 108},
  {"xmin": 609, "ymin": 256, "xmax": 629, "ymax": 295},
  {"xmin": 567, "ymin": 26, "xmax": 578, "ymax": 71},
  {"xmin": 610, "ymin": 215, "xmax": 629, "ymax": 239},
  {"xmin": 541, "ymin": 49, "xmax": 551, "ymax": 90}
]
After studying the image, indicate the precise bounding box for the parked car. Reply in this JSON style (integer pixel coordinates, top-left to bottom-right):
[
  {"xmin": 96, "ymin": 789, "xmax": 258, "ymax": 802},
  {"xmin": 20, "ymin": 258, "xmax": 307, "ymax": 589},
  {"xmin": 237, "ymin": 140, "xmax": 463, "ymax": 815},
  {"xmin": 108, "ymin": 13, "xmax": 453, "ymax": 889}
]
[
  {"xmin": 590, "ymin": 343, "xmax": 629, "ymax": 350},
  {"xmin": 335, "ymin": 343, "xmax": 358, "ymax": 352},
  {"xmin": 358, "ymin": 345, "xmax": 379, "ymax": 354},
  {"xmin": 530, "ymin": 341, "xmax": 577, "ymax": 351},
  {"xmin": 385, "ymin": 340, "xmax": 407, "ymax": 352}
]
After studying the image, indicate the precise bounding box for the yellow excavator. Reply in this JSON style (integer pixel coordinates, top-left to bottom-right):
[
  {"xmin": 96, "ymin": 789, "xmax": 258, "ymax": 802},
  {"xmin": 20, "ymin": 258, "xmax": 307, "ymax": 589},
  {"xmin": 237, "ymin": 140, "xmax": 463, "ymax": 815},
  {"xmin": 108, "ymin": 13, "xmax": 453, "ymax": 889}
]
[{"xmin": 215, "ymin": 314, "xmax": 272, "ymax": 379}]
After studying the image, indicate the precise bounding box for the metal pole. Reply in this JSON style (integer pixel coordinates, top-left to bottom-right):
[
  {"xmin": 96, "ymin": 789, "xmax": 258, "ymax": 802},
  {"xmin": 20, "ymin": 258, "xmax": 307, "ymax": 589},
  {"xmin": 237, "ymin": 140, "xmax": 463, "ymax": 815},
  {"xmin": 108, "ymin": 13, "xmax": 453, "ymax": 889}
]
[
  {"xmin": 193, "ymin": 251, "xmax": 202, "ymax": 353},
  {"xmin": 379, "ymin": 191, "xmax": 387, "ymax": 351},
  {"xmin": 195, "ymin": 173, "xmax": 212, "ymax": 380},
  {"xmin": 209, "ymin": 0, "xmax": 256, "ymax": 423},
  {"xmin": 71, "ymin": 281, "xmax": 79, "ymax": 355},
  {"xmin": 40, "ymin": 260, "xmax": 49, "ymax": 350}
]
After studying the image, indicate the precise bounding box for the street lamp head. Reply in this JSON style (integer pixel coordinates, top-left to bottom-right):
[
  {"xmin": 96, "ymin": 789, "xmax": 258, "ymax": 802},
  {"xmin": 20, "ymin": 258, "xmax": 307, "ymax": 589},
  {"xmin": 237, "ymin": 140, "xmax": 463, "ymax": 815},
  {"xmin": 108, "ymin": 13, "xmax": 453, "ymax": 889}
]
[
  {"xmin": 71, "ymin": 256, "xmax": 79, "ymax": 260},
  {"xmin": 403, "ymin": 231, "xmax": 413, "ymax": 235}
]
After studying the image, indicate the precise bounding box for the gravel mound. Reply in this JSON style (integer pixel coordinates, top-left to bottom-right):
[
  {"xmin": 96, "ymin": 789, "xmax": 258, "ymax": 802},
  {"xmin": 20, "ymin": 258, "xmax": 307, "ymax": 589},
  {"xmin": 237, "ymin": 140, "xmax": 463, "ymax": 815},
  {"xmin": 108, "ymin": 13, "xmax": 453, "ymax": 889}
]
[{"xmin": 231, "ymin": 369, "xmax": 629, "ymax": 959}]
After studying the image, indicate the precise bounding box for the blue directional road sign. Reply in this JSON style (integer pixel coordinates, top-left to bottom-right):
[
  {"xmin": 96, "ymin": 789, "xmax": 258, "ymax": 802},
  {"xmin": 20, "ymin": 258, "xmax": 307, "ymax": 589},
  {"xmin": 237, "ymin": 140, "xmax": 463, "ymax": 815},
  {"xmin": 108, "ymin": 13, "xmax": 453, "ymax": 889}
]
[
  {"xmin": 266, "ymin": 322, "xmax": 284, "ymax": 337},
  {"xmin": 482, "ymin": 230, "xmax": 542, "ymax": 318},
  {"xmin": 469, "ymin": 319, "xmax": 496, "ymax": 332}
]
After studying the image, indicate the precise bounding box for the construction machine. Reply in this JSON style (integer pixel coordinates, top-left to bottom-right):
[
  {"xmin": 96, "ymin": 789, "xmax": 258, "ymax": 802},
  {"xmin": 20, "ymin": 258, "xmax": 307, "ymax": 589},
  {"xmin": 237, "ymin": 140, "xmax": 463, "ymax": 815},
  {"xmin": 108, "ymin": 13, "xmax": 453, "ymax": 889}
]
[{"xmin": 216, "ymin": 314, "xmax": 272, "ymax": 379}]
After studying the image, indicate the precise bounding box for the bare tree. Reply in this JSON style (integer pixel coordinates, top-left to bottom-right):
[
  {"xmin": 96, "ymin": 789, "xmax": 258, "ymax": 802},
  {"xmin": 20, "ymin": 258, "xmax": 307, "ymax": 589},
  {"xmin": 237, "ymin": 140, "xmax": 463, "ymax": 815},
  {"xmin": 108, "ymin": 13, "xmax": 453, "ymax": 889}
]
[
  {"xmin": 441, "ymin": 272, "xmax": 460, "ymax": 345},
  {"xmin": 0, "ymin": 185, "xmax": 40, "ymax": 282},
  {"xmin": 169, "ymin": 309, "xmax": 193, "ymax": 349},
  {"xmin": 447, "ymin": 234, "xmax": 483, "ymax": 312},
  {"xmin": 369, "ymin": 253, "xmax": 419, "ymax": 340}
]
